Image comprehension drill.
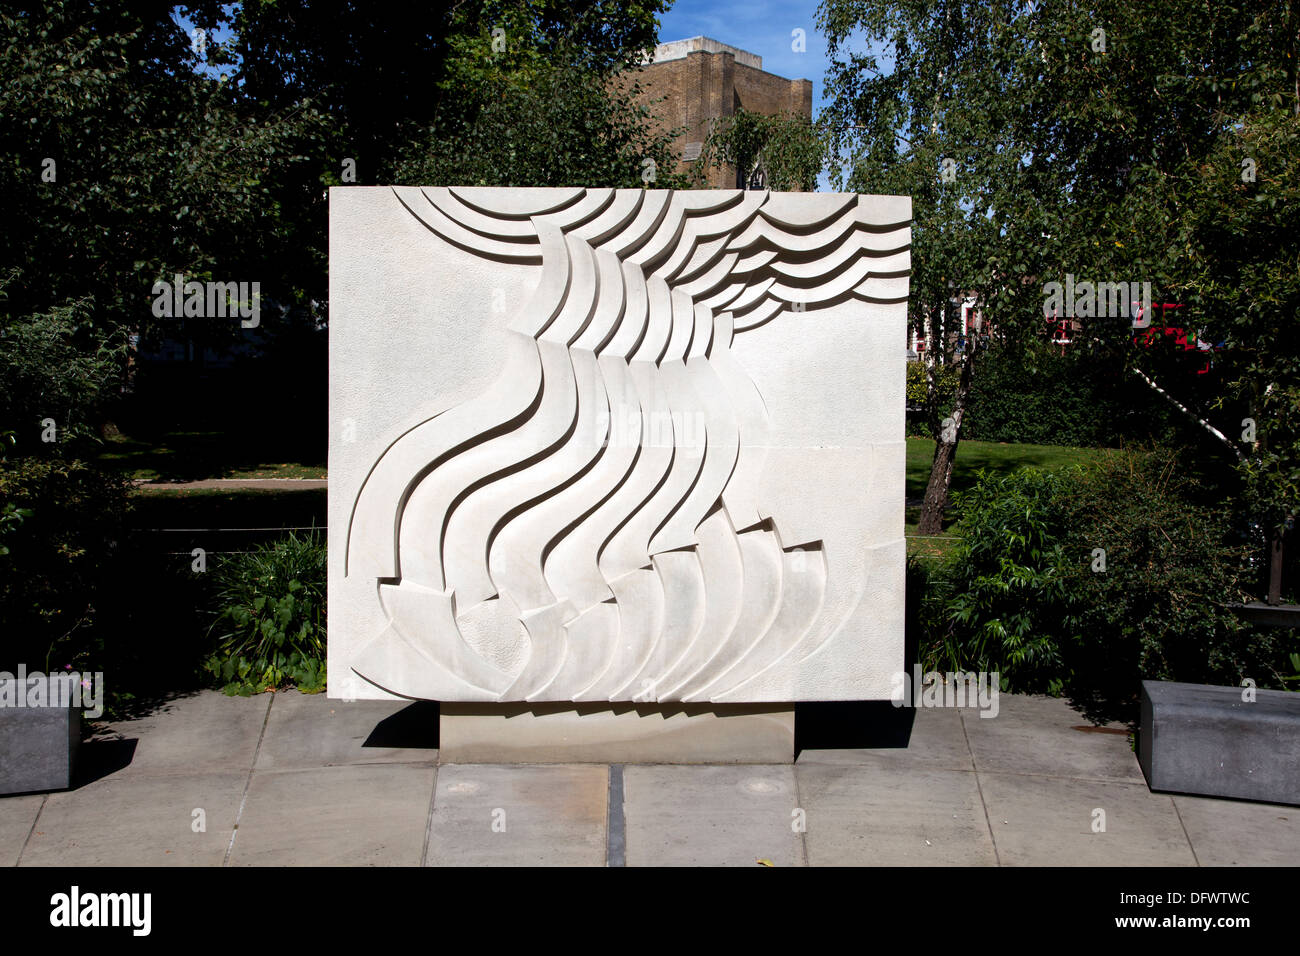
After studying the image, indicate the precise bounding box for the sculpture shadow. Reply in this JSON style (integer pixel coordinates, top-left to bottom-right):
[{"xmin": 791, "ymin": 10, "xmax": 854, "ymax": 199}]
[
  {"xmin": 361, "ymin": 701, "xmax": 440, "ymax": 750},
  {"xmin": 73, "ymin": 735, "xmax": 139, "ymax": 788},
  {"xmin": 795, "ymin": 701, "xmax": 915, "ymax": 756},
  {"xmin": 794, "ymin": 562, "xmax": 923, "ymax": 757}
]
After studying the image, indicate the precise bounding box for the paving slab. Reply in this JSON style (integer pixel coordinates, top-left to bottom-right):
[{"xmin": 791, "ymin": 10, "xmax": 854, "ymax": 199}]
[
  {"xmin": 0, "ymin": 794, "xmax": 43, "ymax": 867},
  {"xmin": 797, "ymin": 764, "xmax": 996, "ymax": 866},
  {"xmin": 1172, "ymin": 795, "xmax": 1300, "ymax": 866},
  {"xmin": 101, "ymin": 691, "xmax": 271, "ymax": 776},
  {"xmin": 961, "ymin": 695, "xmax": 1144, "ymax": 783},
  {"xmin": 978, "ymin": 771, "xmax": 1196, "ymax": 866},
  {"xmin": 229, "ymin": 763, "xmax": 435, "ymax": 866},
  {"xmin": 798, "ymin": 705, "xmax": 975, "ymax": 771},
  {"xmin": 18, "ymin": 771, "xmax": 245, "ymax": 866},
  {"xmin": 254, "ymin": 691, "xmax": 436, "ymax": 771},
  {"xmin": 624, "ymin": 765, "xmax": 804, "ymax": 867},
  {"xmin": 7, "ymin": 688, "xmax": 1296, "ymax": 867},
  {"xmin": 427, "ymin": 764, "xmax": 607, "ymax": 867}
]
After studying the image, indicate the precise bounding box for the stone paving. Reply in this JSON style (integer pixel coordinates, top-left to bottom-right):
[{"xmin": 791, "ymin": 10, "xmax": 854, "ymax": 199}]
[{"xmin": 2, "ymin": 690, "xmax": 1296, "ymax": 866}]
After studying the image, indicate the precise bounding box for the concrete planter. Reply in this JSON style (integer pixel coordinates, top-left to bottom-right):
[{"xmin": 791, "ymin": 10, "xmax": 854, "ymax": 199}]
[
  {"xmin": 0, "ymin": 675, "xmax": 81, "ymax": 796},
  {"xmin": 1139, "ymin": 679, "xmax": 1300, "ymax": 806}
]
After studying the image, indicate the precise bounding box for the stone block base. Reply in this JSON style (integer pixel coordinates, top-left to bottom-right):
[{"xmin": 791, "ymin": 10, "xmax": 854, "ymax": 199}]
[{"xmin": 439, "ymin": 703, "xmax": 794, "ymax": 764}]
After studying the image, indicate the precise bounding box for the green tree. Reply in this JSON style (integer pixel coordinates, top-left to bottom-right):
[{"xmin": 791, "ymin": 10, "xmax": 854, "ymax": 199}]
[
  {"xmin": 920, "ymin": 451, "xmax": 1286, "ymax": 722},
  {"xmin": 819, "ymin": 0, "xmax": 1029, "ymax": 534},
  {"xmin": 215, "ymin": 0, "xmax": 679, "ymax": 192},
  {"xmin": 1, "ymin": 0, "xmax": 326, "ymax": 449},
  {"xmin": 694, "ymin": 108, "xmax": 827, "ymax": 190},
  {"xmin": 819, "ymin": 0, "xmax": 1300, "ymax": 571}
]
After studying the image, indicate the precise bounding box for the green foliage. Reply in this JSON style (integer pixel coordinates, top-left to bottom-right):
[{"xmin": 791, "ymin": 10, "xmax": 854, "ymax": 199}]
[
  {"xmin": 1283, "ymin": 652, "xmax": 1300, "ymax": 686},
  {"xmin": 0, "ymin": 290, "xmax": 127, "ymax": 452},
  {"xmin": 0, "ymin": 502, "xmax": 31, "ymax": 557},
  {"xmin": 906, "ymin": 361, "xmax": 958, "ymax": 437},
  {"xmin": 1, "ymin": 0, "xmax": 329, "ymax": 448},
  {"xmin": 4, "ymin": 1, "xmax": 676, "ymax": 465},
  {"xmin": 916, "ymin": 449, "xmax": 1292, "ymax": 722},
  {"xmin": 959, "ymin": 340, "xmax": 1186, "ymax": 447},
  {"xmin": 0, "ymin": 458, "xmax": 131, "ymax": 672},
  {"xmin": 225, "ymin": 0, "xmax": 675, "ymax": 192},
  {"xmin": 927, "ymin": 467, "xmax": 1079, "ymax": 693},
  {"xmin": 396, "ymin": 59, "xmax": 684, "ymax": 189},
  {"xmin": 821, "ymin": 0, "xmax": 1300, "ymax": 551},
  {"xmin": 907, "ymin": 362, "xmax": 953, "ymax": 408},
  {"xmin": 820, "ymin": 0, "xmax": 1031, "ymax": 363},
  {"xmin": 393, "ymin": 0, "xmax": 679, "ymax": 189},
  {"xmin": 0, "ymin": 432, "xmax": 33, "ymax": 558},
  {"xmin": 695, "ymin": 108, "xmax": 827, "ymax": 190},
  {"xmin": 962, "ymin": 344, "xmax": 1113, "ymax": 446},
  {"xmin": 205, "ymin": 532, "xmax": 327, "ymax": 696},
  {"xmin": 1058, "ymin": 450, "xmax": 1286, "ymax": 721}
]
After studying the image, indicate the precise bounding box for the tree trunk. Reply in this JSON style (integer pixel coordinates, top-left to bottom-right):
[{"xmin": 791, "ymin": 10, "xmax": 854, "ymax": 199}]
[
  {"xmin": 917, "ymin": 340, "xmax": 976, "ymax": 535},
  {"xmin": 1129, "ymin": 367, "xmax": 1245, "ymax": 462}
]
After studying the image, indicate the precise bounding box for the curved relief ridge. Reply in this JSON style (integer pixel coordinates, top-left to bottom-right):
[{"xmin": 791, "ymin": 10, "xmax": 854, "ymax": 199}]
[{"xmin": 345, "ymin": 188, "xmax": 909, "ymax": 702}]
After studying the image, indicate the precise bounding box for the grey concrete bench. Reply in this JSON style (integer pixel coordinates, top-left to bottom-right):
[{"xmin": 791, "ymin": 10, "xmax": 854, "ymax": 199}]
[
  {"xmin": 1140, "ymin": 680, "xmax": 1300, "ymax": 806},
  {"xmin": 0, "ymin": 676, "xmax": 81, "ymax": 796}
]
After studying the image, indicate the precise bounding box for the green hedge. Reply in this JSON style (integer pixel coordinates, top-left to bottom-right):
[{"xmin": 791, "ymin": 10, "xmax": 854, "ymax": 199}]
[
  {"xmin": 908, "ymin": 341, "xmax": 1186, "ymax": 447},
  {"xmin": 916, "ymin": 448, "xmax": 1294, "ymax": 723}
]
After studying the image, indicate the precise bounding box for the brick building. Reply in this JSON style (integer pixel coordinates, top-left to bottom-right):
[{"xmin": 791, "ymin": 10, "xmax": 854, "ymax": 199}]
[{"xmin": 627, "ymin": 37, "xmax": 813, "ymax": 188}]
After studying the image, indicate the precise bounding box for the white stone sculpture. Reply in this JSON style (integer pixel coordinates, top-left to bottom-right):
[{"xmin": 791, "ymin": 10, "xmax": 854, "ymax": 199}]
[{"xmin": 328, "ymin": 187, "xmax": 909, "ymax": 704}]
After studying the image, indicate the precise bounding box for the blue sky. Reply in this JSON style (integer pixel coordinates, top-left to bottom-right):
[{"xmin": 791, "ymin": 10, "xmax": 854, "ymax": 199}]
[
  {"xmin": 656, "ymin": 0, "xmax": 847, "ymax": 189},
  {"xmin": 658, "ymin": 0, "xmax": 831, "ymax": 111}
]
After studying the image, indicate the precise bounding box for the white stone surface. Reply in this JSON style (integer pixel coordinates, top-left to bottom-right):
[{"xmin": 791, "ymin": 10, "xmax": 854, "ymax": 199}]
[
  {"xmin": 439, "ymin": 703, "xmax": 794, "ymax": 764},
  {"xmin": 328, "ymin": 187, "xmax": 910, "ymax": 703}
]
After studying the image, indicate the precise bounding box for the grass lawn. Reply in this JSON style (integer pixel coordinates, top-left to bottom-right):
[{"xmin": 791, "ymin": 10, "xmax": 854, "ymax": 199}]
[{"xmin": 905, "ymin": 436, "xmax": 1108, "ymax": 558}]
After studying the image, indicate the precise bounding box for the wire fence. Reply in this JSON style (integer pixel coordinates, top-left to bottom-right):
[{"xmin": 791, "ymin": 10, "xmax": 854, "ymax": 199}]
[{"xmin": 141, "ymin": 525, "xmax": 326, "ymax": 556}]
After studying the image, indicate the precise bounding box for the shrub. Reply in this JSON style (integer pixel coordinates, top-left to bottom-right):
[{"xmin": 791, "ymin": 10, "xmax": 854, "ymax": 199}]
[
  {"xmin": 0, "ymin": 453, "xmax": 219, "ymax": 718},
  {"xmin": 0, "ymin": 456, "xmax": 131, "ymax": 672},
  {"xmin": 1058, "ymin": 449, "xmax": 1288, "ymax": 721},
  {"xmin": 924, "ymin": 467, "xmax": 1079, "ymax": 693},
  {"xmin": 204, "ymin": 531, "xmax": 327, "ymax": 695},
  {"xmin": 916, "ymin": 448, "xmax": 1292, "ymax": 723},
  {"xmin": 0, "ymin": 294, "xmax": 126, "ymax": 454}
]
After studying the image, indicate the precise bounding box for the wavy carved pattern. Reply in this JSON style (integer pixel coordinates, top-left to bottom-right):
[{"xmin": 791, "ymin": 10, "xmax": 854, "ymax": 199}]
[{"xmin": 345, "ymin": 187, "xmax": 910, "ymax": 702}]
